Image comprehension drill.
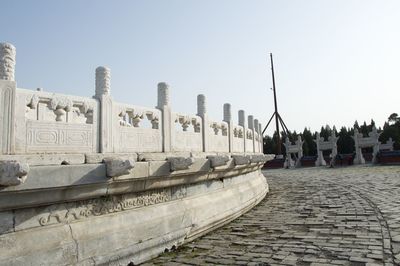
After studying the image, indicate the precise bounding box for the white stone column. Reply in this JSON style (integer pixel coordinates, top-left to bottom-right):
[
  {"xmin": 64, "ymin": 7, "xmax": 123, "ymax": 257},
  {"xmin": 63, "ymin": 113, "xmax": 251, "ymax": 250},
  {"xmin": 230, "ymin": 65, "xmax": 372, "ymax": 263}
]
[
  {"xmin": 259, "ymin": 123, "xmax": 263, "ymax": 153},
  {"xmin": 330, "ymin": 132, "xmax": 338, "ymax": 166},
  {"xmin": 283, "ymin": 137, "xmax": 291, "ymax": 168},
  {"xmin": 370, "ymin": 126, "xmax": 381, "ymax": 164},
  {"xmin": 157, "ymin": 82, "xmax": 172, "ymax": 152},
  {"xmin": 0, "ymin": 43, "xmax": 17, "ymax": 154},
  {"xmin": 94, "ymin": 66, "xmax": 113, "ymax": 153},
  {"xmin": 248, "ymin": 115, "xmax": 255, "ymax": 153},
  {"xmin": 353, "ymin": 129, "xmax": 365, "ymax": 164},
  {"xmin": 295, "ymin": 135, "xmax": 303, "ymax": 167},
  {"xmin": 223, "ymin": 103, "xmax": 233, "ymax": 153},
  {"xmin": 238, "ymin": 110, "xmax": 246, "ymax": 153},
  {"xmin": 197, "ymin": 94, "xmax": 208, "ymax": 152},
  {"xmin": 254, "ymin": 119, "xmax": 259, "ymax": 153},
  {"xmin": 314, "ymin": 133, "xmax": 326, "ymax": 166}
]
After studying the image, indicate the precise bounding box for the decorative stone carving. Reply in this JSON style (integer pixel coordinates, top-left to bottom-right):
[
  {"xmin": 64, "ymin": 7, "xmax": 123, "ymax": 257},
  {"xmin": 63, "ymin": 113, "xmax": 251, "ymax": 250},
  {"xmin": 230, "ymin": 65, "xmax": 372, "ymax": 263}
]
[
  {"xmin": 80, "ymin": 101, "xmax": 94, "ymax": 124},
  {"xmin": 26, "ymin": 94, "xmax": 40, "ymax": 110},
  {"xmin": 207, "ymin": 155, "xmax": 230, "ymax": 168},
  {"xmin": 38, "ymin": 189, "xmax": 170, "ymax": 226},
  {"xmin": 146, "ymin": 112, "xmax": 159, "ymax": 129},
  {"xmin": 248, "ymin": 115, "xmax": 254, "ymax": 129},
  {"xmin": 119, "ymin": 109, "xmax": 147, "ymax": 128},
  {"xmin": 25, "ymin": 95, "xmax": 94, "ymax": 124},
  {"xmin": 197, "ymin": 94, "xmax": 206, "ymax": 116},
  {"xmin": 232, "ymin": 155, "xmax": 250, "ymax": 166},
  {"xmin": 176, "ymin": 115, "xmax": 191, "ymax": 131},
  {"xmin": 157, "ymin": 82, "xmax": 169, "ymax": 108},
  {"xmin": 211, "ymin": 123, "xmax": 220, "ymax": 135},
  {"xmin": 223, "ymin": 103, "xmax": 231, "ymax": 122},
  {"xmin": 238, "ymin": 110, "xmax": 246, "ymax": 127},
  {"xmin": 314, "ymin": 131, "xmax": 339, "ymax": 167},
  {"xmin": 103, "ymin": 157, "xmax": 135, "ymax": 177},
  {"xmin": 192, "ymin": 118, "xmax": 201, "ymax": 133},
  {"xmin": 167, "ymin": 157, "xmax": 195, "ymax": 171},
  {"xmin": 131, "ymin": 112, "xmax": 144, "ymax": 127},
  {"xmin": 284, "ymin": 136, "xmax": 303, "ymax": 168},
  {"xmin": 254, "ymin": 119, "xmax": 259, "ymax": 133},
  {"xmin": 221, "ymin": 124, "xmax": 228, "ymax": 136},
  {"xmin": 380, "ymin": 138, "xmax": 394, "ymax": 151},
  {"xmin": 246, "ymin": 130, "xmax": 253, "ymax": 140},
  {"xmin": 238, "ymin": 128, "xmax": 244, "ymax": 138},
  {"xmin": 49, "ymin": 97, "xmax": 73, "ymax": 122},
  {"xmin": 233, "ymin": 128, "xmax": 239, "ymax": 137},
  {"xmin": 118, "ymin": 111, "xmax": 131, "ymax": 127},
  {"xmin": 95, "ymin": 66, "xmax": 111, "ymax": 97},
  {"xmin": 0, "ymin": 42, "xmax": 16, "ymax": 81},
  {"xmin": 353, "ymin": 126, "xmax": 381, "ymax": 164},
  {"xmin": 0, "ymin": 160, "xmax": 29, "ymax": 186}
]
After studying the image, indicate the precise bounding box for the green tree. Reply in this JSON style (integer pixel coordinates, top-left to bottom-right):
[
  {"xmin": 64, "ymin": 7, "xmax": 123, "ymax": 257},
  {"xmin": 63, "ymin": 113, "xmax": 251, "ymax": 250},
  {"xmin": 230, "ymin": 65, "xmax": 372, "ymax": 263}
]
[
  {"xmin": 337, "ymin": 126, "xmax": 354, "ymax": 154},
  {"xmin": 388, "ymin": 113, "xmax": 399, "ymax": 125}
]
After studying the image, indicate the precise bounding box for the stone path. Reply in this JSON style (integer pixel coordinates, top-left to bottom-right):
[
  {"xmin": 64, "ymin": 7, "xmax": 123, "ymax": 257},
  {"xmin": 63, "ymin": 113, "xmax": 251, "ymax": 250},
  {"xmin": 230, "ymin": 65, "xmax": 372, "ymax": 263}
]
[{"xmin": 145, "ymin": 165, "xmax": 400, "ymax": 265}]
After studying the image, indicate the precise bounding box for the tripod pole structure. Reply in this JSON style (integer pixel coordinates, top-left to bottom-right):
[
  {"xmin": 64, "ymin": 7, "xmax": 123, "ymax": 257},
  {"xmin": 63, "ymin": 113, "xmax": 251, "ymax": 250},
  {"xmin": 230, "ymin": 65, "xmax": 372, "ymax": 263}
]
[{"xmin": 270, "ymin": 53, "xmax": 281, "ymax": 154}]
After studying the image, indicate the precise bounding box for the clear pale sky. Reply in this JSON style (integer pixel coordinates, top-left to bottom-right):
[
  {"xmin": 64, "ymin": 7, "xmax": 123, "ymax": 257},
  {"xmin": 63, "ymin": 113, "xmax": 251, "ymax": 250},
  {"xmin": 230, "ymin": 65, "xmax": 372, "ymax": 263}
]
[{"xmin": 2, "ymin": 1, "xmax": 400, "ymax": 135}]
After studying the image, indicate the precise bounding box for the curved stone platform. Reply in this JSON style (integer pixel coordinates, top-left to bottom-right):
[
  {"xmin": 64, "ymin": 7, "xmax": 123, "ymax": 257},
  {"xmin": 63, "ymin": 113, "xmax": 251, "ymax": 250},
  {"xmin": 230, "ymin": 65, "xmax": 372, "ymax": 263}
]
[
  {"xmin": 0, "ymin": 154, "xmax": 270, "ymax": 265},
  {"xmin": 0, "ymin": 42, "xmax": 271, "ymax": 265}
]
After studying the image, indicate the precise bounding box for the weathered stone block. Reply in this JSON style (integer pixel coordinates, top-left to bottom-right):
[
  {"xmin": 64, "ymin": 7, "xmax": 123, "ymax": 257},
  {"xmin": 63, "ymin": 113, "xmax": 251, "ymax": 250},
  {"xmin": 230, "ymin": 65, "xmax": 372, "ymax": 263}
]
[
  {"xmin": 0, "ymin": 154, "xmax": 85, "ymax": 166},
  {"xmin": 250, "ymin": 154, "xmax": 267, "ymax": 164},
  {"xmin": 167, "ymin": 157, "xmax": 195, "ymax": 171},
  {"xmin": 232, "ymin": 155, "xmax": 251, "ymax": 166},
  {"xmin": 138, "ymin": 152, "xmax": 191, "ymax": 162},
  {"xmin": 85, "ymin": 153, "xmax": 138, "ymax": 164},
  {"xmin": 0, "ymin": 160, "xmax": 29, "ymax": 186},
  {"xmin": 208, "ymin": 155, "xmax": 230, "ymax": 168},
  {"xmin": 104, "ymin": 157, "xmax": 135, "ymax": 177},
  {"xmin": 112, "ymin": 161, "xmax": 149, "ymax": 180}
]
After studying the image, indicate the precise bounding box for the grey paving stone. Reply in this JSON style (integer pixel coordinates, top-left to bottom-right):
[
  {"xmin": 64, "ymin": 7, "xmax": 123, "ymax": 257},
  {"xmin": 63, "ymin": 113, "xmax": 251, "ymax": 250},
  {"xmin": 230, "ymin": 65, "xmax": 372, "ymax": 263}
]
[{"xmin": 147, "ymin": 166, "xmax": 400, "ymax": 265}]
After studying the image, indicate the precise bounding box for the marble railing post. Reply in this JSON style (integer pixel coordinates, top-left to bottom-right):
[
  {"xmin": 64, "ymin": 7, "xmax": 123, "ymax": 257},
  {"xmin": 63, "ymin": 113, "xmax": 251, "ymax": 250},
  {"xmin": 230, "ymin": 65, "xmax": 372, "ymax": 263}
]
[
  {"xmin": 223, "ymin": 103, "xmax": 233, "ymax": 153},
  {"xmin": 157, "ymin": 82, "xmax": 171, "ymax": 152},
  {"xmin": 0, "ymin": 42, "xmax": 17, "ymax": 154},
  {"xmin": 259, "ymin": 123, "xmax": 263, "ymax": 153},
  {"xmin": 238, "ymin": 110, "xmax": 246, "ymax": 153},
  {"xmin": 94, "ymin": 66, "xmax": 113, "ymax": 153},
  {"xmin": 248, "ymin": 115, "xmax": 255, "ymax": 153},
  {"xmin": 197, "ymin": 94, "xmax": 208, "ymax": 152},
  {"xmin": 254, "ymin": 119, "xmax": 259, "ymax": 153}
]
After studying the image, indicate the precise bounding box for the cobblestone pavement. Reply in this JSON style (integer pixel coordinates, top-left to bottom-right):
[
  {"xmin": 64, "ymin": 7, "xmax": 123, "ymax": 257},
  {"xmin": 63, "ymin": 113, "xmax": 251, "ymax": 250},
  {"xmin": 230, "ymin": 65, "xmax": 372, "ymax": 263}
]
[{"xmin": 145, "ymin": 165, "xmax": 400, "ymax": 266}]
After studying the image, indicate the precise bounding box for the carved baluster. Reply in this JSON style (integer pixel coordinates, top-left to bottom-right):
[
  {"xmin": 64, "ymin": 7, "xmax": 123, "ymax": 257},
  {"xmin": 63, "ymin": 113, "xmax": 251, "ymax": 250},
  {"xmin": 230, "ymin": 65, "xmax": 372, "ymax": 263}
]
[
  {"xmin": 192, "ymin": 118, "xmax": 200, "ymax": 133},
  {"xmin": 132, "ymin": 112, "xmax": 143, "ymax": 127}
]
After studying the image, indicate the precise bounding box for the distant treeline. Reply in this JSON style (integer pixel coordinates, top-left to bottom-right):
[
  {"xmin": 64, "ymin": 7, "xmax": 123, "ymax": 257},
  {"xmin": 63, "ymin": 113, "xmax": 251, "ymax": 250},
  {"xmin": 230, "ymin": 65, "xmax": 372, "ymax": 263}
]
[{"xmin": 263, "ymin": 113, "xmax": 400, "ymax": 155}]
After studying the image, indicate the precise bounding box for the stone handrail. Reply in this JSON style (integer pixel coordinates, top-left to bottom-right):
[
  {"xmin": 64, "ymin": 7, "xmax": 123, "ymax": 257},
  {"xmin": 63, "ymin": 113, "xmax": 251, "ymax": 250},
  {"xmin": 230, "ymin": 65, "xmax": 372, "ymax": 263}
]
[{"xmin": 0, "ymin": 43, "xmax": 263, "ymax": 157}]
